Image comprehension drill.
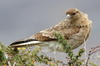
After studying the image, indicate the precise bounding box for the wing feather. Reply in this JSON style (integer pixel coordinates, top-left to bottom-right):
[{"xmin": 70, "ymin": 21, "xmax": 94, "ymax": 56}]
[{"xmin": 30, "ymin": 20, "xmax": 81, "ymax": 41}]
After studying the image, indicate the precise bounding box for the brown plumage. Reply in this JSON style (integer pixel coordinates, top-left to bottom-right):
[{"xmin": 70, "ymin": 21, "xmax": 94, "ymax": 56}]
[{"xmin": 10, "ymin": 8, "xmax": 92, "ymax": 51}]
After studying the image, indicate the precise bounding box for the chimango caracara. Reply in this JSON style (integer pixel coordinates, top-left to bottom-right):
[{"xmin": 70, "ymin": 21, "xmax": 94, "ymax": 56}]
[{"xmin": 10, "ymin": 8, "xmax": 92, "ymax": 52}]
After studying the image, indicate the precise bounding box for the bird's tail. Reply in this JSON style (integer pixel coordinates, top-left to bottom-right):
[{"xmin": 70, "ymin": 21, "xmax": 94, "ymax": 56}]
[{"xmin": 10, "ymin": 39, "xmax": 42, "ymax": 48}]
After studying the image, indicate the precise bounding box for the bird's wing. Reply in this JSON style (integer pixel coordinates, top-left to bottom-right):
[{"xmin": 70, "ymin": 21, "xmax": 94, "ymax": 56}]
[
  {"xmin": 30, "ymin": 20, "xmax": 81, "ymax": 41},
  {"xmin": 11, "ymin": 19, "xmax": 81, "ymax": 47}
]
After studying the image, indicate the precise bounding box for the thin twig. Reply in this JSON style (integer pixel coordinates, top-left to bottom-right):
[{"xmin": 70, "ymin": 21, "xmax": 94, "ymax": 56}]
[{"xmin": 86, "ymin": 46, "xmax": 100, "ymax": 66}]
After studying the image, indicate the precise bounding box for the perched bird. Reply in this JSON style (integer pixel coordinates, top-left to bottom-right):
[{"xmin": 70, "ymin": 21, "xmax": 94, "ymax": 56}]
[{"xmin": 10, "ymin": 8, "xmax": 92, "ymax": 52}]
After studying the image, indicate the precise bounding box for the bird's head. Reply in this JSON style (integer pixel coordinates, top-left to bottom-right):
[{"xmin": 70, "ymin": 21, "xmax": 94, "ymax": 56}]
[{"xmin": 66, "ymin": 8, "xmax": 83, "ymax": 20}]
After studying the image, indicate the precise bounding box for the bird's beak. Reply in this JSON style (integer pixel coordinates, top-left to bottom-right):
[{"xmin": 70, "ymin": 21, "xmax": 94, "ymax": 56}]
[{"xmin": 66, "ymin": 14, "xmax": 71, "ymax": 19}]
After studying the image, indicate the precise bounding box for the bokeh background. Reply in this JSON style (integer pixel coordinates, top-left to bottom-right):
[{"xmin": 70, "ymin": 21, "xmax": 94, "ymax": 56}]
[
  {"xmin": 0, "ymin": 0, "xmax": 100, "ymax": 64},
  {"xmin": 0, "ymin": 0, "xmax": 100, "ymax": 48}
]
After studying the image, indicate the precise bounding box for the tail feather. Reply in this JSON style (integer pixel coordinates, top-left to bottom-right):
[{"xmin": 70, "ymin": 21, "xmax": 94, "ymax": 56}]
[{"xmin": 10, "ymin": 39, "xmax": 42, "ymax": 47}]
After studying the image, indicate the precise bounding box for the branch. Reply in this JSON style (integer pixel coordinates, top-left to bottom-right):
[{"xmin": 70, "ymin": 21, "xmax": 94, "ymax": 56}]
[{"xmin": 86, "ymin": 46, "xmax": 100, "ymax": 66}]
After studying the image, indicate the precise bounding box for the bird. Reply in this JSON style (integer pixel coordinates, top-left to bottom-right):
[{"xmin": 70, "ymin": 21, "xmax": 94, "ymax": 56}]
[{"xmin": 10, "ymin": 8, "xmax": 92, "ymax": 52}]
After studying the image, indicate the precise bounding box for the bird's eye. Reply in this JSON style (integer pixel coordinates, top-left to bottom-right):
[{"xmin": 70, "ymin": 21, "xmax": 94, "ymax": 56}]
[{"xmin": 72, "ymin": 13, "xmax": 76, "ymax": 15}]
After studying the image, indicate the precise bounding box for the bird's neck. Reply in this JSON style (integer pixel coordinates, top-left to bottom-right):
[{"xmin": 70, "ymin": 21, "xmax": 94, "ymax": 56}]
[{"xmin": 70, "ymin": 14, "xmax": 90, "ymax": 27}]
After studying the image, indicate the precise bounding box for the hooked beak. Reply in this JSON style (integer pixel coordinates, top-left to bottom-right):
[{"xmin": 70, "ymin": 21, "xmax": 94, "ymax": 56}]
[{"xmin": 66, "ymin": 14, "xmax": 71, "ymax": 19}]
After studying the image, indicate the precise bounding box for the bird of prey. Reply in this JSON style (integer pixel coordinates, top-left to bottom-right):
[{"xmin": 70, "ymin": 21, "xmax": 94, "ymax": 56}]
[{"xmin": 10, "ymin": 8, "xmax": 92, "ymax": 52}]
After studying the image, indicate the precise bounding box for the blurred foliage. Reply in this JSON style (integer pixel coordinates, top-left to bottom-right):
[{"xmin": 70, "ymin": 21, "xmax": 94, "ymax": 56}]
[
  {"xmin": 55, "ymin": 32, "xmax": 85, "ymax": 66},
  {"xmin": 0, "ymin": 33, "xmax": 99, "ymax": 66}
]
